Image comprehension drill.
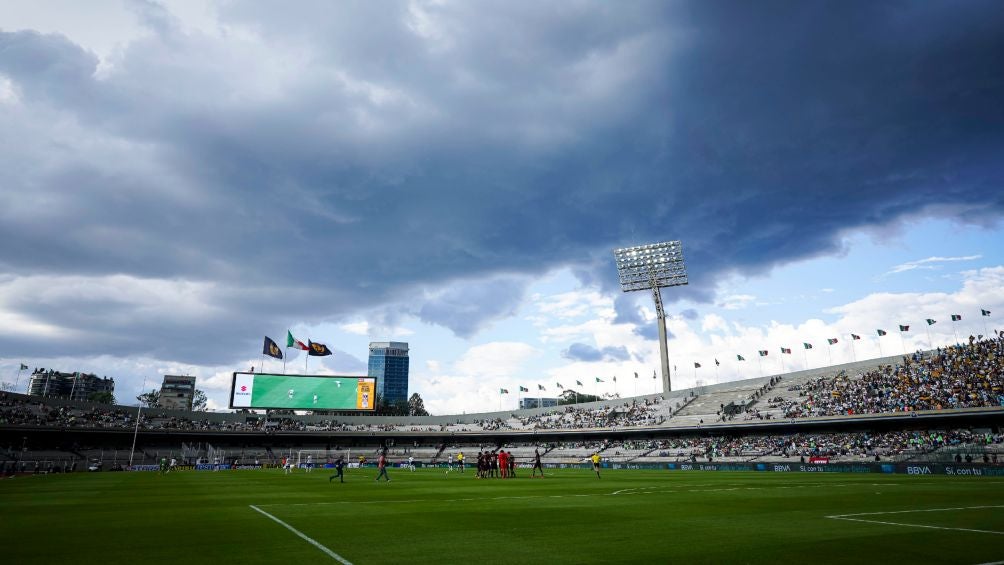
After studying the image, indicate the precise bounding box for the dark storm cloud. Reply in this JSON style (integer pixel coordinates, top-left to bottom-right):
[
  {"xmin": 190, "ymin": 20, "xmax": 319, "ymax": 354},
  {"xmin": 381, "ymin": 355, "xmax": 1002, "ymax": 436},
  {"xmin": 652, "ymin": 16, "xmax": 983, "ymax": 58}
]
[
  {"xmin": 562, "ymin": 343, "xmax": 631, "ymax": 363},
  {"xmin": 1, "ymin": 0, "xmax": 1003, "ymax": 364},
  {"xmin": 416, "ymin": 277, "xmax": 529, "ymax": 338}
]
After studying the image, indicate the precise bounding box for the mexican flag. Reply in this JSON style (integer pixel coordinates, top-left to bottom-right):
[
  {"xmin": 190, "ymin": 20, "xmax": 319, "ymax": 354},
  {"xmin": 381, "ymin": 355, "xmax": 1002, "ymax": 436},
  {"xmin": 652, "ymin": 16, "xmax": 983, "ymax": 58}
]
[{"xmin": 287, "ymin": 330, "xmax": 308, "ymax": 350}]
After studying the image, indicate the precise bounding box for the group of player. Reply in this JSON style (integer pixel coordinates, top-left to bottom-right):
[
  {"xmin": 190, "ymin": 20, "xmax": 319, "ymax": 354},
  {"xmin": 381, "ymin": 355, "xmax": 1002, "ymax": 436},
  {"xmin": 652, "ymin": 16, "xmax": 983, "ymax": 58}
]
[
  {"xmin": 472, "ymin": 449, "xmax": 516, "ymax": 478},
  {"xmin": 158, "ymin": 457, "xmax": 177, "ymax": 473},
  {"xmin": 464, "ymin": 447, "xmax": 547, "ymax": 479}
]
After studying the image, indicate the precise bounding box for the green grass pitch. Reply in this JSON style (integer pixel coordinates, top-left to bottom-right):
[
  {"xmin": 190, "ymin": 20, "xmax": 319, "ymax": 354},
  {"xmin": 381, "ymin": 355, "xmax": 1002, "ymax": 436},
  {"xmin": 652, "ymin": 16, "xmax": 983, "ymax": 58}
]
[{"xmin": 2, "ymin": 468, "xmax": 1003, "ymax": 564}]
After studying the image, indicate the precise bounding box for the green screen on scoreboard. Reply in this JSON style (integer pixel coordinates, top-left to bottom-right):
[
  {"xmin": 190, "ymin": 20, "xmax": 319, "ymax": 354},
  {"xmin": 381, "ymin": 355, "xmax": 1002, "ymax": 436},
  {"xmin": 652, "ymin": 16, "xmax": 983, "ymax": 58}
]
[{"xmin": 229, "ymin": 372, "xmax": 376, "ymax": 411}]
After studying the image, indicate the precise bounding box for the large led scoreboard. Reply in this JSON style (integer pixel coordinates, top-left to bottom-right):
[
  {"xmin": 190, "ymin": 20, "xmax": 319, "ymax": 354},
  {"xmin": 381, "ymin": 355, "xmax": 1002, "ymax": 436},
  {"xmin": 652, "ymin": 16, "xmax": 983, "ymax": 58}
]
[{"xmin": 229, "ymin": 372, "xmax": 376, "ymax": 411}]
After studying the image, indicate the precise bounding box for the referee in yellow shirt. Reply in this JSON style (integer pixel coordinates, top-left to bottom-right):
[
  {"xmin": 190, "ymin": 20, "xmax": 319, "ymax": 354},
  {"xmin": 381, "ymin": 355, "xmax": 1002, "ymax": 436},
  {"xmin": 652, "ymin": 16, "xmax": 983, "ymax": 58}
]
[{"xmin": 591, "ymin": 453, "xmax": 602, "ymax": 479}]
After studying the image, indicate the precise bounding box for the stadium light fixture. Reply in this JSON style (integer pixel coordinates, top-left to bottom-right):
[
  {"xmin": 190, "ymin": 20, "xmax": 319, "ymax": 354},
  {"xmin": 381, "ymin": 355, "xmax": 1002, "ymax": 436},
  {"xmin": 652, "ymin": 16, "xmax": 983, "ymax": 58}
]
[{"xmin": 613, "ymin": 240, "xmax": 688, "ymax": 395}]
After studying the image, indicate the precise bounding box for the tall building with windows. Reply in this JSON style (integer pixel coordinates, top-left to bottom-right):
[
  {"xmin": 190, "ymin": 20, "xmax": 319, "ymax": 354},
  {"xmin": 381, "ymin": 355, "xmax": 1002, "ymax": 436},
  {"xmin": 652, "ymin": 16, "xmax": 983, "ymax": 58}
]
[
  {"xmin": 158, "ymin": 375, "xmax": 197, "ymax": 411},
  {"xmin": 368, "ymin": 341, "xmax": 409, "ymax": 406},
  {"xmin": 27, "ymin": 369, "xmax": 115, "ymax": 401}
]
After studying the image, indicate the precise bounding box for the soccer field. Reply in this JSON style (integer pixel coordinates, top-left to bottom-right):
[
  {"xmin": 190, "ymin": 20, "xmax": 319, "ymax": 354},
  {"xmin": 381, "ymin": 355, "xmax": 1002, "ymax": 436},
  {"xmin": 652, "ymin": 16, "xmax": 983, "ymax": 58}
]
[{"xmin": 2, "ymin": 468, "xmax": 1003, "ymax": 564}]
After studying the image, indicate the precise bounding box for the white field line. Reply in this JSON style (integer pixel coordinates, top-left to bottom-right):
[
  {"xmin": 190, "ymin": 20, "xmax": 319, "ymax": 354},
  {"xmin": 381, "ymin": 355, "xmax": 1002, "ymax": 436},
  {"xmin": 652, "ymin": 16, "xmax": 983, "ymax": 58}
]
[
  {"xmin": 249, "ymin": 504, "xmax": 353, "ymax": 564},
  {"xmin": 825, "ymin": 505, "xmax": 1004, "ymax": 536}
]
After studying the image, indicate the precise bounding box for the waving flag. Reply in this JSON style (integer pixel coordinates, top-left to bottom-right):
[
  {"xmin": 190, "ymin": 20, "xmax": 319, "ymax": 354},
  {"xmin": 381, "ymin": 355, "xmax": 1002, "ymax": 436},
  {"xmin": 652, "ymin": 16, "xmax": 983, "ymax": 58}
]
[
  {"xmin": 737, "ymin": 355, "xmax": 745, "ymax": 361},
  {"xmin": 876, "ymin": 329, "xmax": 887, "ymax": 336},
  {"xmin": 576, "ymin": 380, "xmax": 584, "ymax": 386},
  {"xmin": 951, "ymin": 314, "xmax": 962, "ymax": 321},
  {"xmin": 557, "ymin": 383, "xmax": 564, "ymax": 389},
  {"xmin": 287, "ymin": 330, "xmax": 308, "ymax": 350},
  {"xmin": 263, "ymin": 336, "xmax": 283, "ymax": 359},
  {"xmin": 715, "ymin": 359, "xmax": 720, "ymax": 366},
  {"xmin": 758, "ymin": 350, "xmax": 768, "ymax": 357},
  {"xmin": 899, "ymin": 325, "xmax": 909, "ymax": 332},
  {"xmin": 519, "ymin": 386, "xmax": 529, "ymax": 392},
  {"xmin": 827, "ymin": 338, "xmax": 838, "ymax": 345},
  {"xmin": 595, "ymin": 377, "xmax": 604, "ymax": 383},
  {"xmin": 781, "ymin": 347, "xmax": 792, "ymax": 354},
  {"xmin": 538, "ymin": 384, "xmax": 546, "ymax": 391},
  {"xmin": 851, "ymin": 334, "xmax": 861, "ymax": 340},
  {"xmin": 926, "ymin": 319, "xmax": 936, "ymax": 325},
  {"xmin": 20, "ymin": 363, "xmax": 28, "ymax": 370},
  {"xmin": 307, "ymin": 340, "xmax": 332, "ymax": 356},
  {"xmin": 694, "ymin": 362, "xmax": 701, "ymax": 368},
  {"xmin": 803, "ymin": 343, "xmax": 813, "ymax": 350},
  {"xmin": 500, "ymin": 388, "xmax": 509, "ymax": 394},
  {"xmin": 982, "ymin": 309, "xmax": 991, "ymax": 316}
]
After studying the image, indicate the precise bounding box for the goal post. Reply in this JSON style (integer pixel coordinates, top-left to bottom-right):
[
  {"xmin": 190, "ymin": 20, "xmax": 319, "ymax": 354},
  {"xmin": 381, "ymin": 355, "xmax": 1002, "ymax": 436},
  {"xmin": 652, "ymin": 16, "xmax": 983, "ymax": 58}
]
[{"xmin": 295, "ymin": 449, "xmax": 352, "ymax": 469}]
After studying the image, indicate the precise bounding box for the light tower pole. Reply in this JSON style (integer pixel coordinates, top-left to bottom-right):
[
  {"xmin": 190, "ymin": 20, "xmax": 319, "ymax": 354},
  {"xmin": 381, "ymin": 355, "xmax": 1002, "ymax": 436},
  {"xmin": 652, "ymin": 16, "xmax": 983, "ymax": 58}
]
[{"xmin": 613, "ymin": 241, "xmax": 688, "ymax": 396}]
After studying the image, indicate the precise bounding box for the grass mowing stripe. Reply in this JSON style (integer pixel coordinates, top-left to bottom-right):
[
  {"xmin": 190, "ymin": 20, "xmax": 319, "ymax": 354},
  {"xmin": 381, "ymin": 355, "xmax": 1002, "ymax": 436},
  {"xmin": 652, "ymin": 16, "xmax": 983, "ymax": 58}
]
[{"xmin": 249, "ymin": 504, "xmax": 354, "ymax": 564}]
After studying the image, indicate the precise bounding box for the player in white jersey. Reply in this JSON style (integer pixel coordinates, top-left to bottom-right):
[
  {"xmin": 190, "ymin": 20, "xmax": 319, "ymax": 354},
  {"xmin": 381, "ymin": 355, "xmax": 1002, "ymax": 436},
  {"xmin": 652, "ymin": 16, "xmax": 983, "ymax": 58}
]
[
  {"xmin": 408, "ymin": 456, "xmax": 415, "ymax": 471},
  {"xmin": 306, "ymin": 455, "xmax": 313, "ymax": 472}
]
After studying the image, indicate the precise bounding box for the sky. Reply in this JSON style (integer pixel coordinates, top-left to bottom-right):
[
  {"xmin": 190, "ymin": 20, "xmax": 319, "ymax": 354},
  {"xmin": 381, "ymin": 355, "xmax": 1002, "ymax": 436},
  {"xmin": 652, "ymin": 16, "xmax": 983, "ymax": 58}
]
[{"xmin": 1, "ymin": 0, "xmax": 1002, "ymax": 415}]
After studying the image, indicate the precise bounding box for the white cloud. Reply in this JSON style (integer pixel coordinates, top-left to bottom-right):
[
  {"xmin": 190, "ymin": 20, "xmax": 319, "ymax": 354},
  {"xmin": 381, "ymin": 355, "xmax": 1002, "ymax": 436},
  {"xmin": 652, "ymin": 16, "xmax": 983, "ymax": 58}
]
[
  {"xmin": 717, "ymin": 294, "xmax": 756, "ymax": 310},
  {"xmin": 454, "ymin": 341, "xmax": 539, "ymax": 378},
  {"xmin": 534, "ymin": 288, "xmax": 609, "ymax": 320},
  {"xmin": 340, "ymin": 321, "xmax": 370, "ymax": 335},
  {"xmin": 886, "ymin": 254, "xmax": 982, "ymax": 275},
  {"xmin": 701, "ymin": 314, "xmax": 729, "ymax": 333}
]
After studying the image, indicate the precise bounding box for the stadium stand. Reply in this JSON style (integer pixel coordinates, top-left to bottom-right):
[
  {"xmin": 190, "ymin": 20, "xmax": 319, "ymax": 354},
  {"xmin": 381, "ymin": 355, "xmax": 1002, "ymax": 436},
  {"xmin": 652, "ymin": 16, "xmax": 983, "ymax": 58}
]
[{"xmin": 2, "ymin": 335, "xmax": 1002, "ymax": 473}]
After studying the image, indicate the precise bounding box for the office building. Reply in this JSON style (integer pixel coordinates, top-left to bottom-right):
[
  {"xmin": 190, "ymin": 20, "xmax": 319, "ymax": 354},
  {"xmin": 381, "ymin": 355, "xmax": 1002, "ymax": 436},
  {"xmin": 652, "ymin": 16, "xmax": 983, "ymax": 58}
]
[
  {"xmin": 158, "ymin": 375, "xmax": 197, "ymax": 411},
  {"xmin": 368, "ymin": 341, "xmax": 409, "ymax": 405},
  {"xmin": 27, "ymin": 369, "xmax": 115, "ymax": 401}
]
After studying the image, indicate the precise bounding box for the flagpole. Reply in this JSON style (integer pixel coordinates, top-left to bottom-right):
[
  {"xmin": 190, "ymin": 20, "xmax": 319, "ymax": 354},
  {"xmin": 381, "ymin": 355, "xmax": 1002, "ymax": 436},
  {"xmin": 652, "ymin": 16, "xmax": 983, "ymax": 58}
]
[
  {"xmin": 15, "ymin": 364, "xmax": 23, "ymax": 394},
  {"xmin": 899, "ymin": 332, "xmax": 906, "ymax": 355},
  {"xmin": 877, "ymin": 336, "xmax": 883, "ymax": 358},
  {"xmin": 129, "ymin": 376, "xmax": 147, "ymax": 468},
  {"xmin": 983, "ymin": 314, "xmax": 989, "ymax": 341},
  {"xmin": 757, "ymin": 356, "xmax": 763, "ymax": 378},
  {"xmin": 850, "ymin": 336, "xmax": 857, "ymax": 362},
  {"xmin": 803, "ymin": 348, "xmax": 808, "ymax": 370},
  {"xmin": 283, "ymin": 346, "xmax": 288, "ymax": 375},
  {"xmin": 827, "ymin": 344, "xmax": 832, "ymax": 366},
  {"xmin": 305, "ymin": 351, "xmax": 309, "ymax": 374},
  {"xmin": 952, "ymin": 319, "xmax": 960, "ymax": 346},
  {"xmin": 926, "ymin": 325, "xmax": 933, "ymax": 352},
  {"xmin": 70, "ymin": 372, "xmax": 78, "ymax": 401}
]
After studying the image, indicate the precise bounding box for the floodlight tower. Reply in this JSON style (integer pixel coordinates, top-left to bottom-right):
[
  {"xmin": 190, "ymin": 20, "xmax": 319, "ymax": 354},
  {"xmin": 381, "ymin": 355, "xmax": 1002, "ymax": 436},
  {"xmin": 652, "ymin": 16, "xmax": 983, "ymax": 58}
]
[{"xmin": 613, "ymin": 240, "xmax": 688, "ymax": 395}]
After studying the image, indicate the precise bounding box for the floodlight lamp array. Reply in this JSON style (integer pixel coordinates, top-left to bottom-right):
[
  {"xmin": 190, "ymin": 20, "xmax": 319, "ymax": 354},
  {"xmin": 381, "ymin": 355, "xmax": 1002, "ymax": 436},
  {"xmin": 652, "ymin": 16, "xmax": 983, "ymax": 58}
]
[{"xmin": 613, "ymin": 240, "xmax": 688, "ymax": 292}]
